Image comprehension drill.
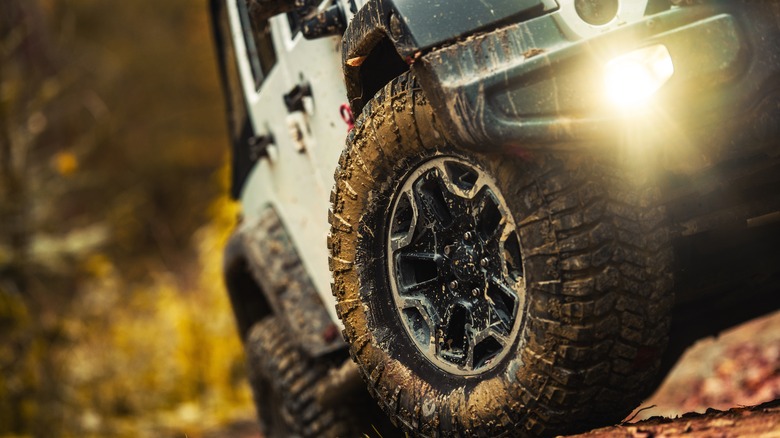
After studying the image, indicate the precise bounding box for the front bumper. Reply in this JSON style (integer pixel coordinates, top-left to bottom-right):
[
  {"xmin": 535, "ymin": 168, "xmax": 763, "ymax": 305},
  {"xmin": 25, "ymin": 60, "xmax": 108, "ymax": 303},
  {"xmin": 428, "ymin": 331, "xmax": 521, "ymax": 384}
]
[{"xmin": 414, "ymin": 3, "xmax": 780, "ymax": 169}]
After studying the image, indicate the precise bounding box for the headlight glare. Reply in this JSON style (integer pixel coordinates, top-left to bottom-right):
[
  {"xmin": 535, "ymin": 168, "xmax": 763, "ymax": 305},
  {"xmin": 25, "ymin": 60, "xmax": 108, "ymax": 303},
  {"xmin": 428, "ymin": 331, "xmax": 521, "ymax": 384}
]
[{"xmin": 604, "ymin": 44, "xmax": 674, "ymax": 108}]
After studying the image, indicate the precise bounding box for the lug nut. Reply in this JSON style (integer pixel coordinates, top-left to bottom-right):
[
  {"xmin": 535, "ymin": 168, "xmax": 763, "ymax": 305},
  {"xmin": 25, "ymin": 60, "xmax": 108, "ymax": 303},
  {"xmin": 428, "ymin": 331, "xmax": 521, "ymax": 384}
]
[
  {"xmin": 449, "ymin": 280, "xmax": 458, "ymax": 290},
  {"xmin": 472, "ymin": 288, "xmax": 480, "ymax": 297},
  {"xmin": 444, "ymin": 245, "xmax": 452, "ymax": 256},
  {"xmin": 480, "ymin": 258, "xmax": 489, "ymax": 268},
  {"xmin": 464, "ymin": 231, "xmax": 472, "ymax": 241}
]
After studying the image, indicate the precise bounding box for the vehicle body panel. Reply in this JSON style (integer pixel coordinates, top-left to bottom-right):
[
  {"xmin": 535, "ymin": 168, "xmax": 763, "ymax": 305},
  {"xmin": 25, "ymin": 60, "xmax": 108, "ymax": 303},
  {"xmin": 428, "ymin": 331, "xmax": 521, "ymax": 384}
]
[
  {"xmin": 389, "ymin": 0, "xmax": 556, "ymax": 52},
  {"xmin": 223, "ymin": 0, "xmax": 353, "ymax": 334},
  {"xmin": 414, "ymin": 4, "xmax": 780, "ymax": 159}
]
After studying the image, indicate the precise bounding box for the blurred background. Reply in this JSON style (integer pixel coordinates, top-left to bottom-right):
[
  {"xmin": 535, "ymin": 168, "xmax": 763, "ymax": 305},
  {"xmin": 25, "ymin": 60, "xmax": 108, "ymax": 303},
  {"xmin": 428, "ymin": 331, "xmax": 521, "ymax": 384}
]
[
  {"xmin": 0, "ymin": 1, "xmax": 778, "ymax": 438},
  {"xmin": 0, "ymin": 1, "xmax": 254, "ymax": 436}
]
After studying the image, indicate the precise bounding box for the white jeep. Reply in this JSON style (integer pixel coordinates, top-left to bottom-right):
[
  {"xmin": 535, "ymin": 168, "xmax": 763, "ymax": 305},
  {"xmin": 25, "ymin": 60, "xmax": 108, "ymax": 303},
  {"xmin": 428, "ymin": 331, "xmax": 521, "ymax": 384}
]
[{"xmin": 211, "ymin": 0, "xmax": 780, "ymax": 436}]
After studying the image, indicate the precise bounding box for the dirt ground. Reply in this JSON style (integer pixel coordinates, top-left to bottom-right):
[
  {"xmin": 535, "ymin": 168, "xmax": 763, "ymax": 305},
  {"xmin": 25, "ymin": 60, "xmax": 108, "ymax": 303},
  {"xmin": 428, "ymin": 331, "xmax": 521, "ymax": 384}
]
[
  {"xmin": 637, "ymin": 310, "xmax": 780, "ymax": 420},
  {"xmin": 567, "ymin": 309, "xmax": 780, "ymax": 437},
  {"xmin": 203, "ymin": 310, "xmax": 780, "ymax": 437},
  {"xmin": 568, "ymin": 400, "xmax": 780, "ymax": 438}
]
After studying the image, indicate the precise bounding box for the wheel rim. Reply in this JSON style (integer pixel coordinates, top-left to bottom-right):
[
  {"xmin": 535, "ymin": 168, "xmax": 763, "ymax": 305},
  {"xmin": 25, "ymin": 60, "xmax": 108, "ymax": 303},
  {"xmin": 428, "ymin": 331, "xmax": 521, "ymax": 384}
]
[{"xmin": 387, "ymin": 156, "xmax": 526, "ymax": 375}]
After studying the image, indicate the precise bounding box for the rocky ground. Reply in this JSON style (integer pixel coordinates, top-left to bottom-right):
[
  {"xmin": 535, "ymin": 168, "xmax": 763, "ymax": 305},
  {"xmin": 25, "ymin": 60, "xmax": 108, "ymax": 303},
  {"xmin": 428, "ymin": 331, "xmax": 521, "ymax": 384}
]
[
  {"xmin": 201, "ymin": 310, "xmax": 780, "ymax": 437},
  {"xmin": 578, "ymin": 308, "xmax": 780, "ymax": 438},
  {"xmin": 635, "ymin": 309, "xmax": 780, "ymax": 421},
  {"xmin": 569, "ymin": 400, "xmax": 780, "ymax": 438}
]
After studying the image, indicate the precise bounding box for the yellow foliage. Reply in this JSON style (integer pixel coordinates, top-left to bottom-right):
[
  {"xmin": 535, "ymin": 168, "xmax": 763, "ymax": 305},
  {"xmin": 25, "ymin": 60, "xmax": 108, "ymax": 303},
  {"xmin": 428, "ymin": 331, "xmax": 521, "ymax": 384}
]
[
  {"xmin": 1, "ymin": 0, "xmax": 246, "ymax": 434},
  {"xmin": 52, "ymin": 151, "xmax": 78, "ymax": 176},
  {"xmin": 47, "ymin": 163, "xmax": 253, "ymax": 437},
  {"xmin": 0, "ymin": 289, "xmax": 38, "ymax": 437},
  {"xmin": 81, "ymin": 253, "xmax": 113, "ymax": 279},
  {"xmin": 0, "ymin": 287, "xmax": 29, "ymax": 323}
]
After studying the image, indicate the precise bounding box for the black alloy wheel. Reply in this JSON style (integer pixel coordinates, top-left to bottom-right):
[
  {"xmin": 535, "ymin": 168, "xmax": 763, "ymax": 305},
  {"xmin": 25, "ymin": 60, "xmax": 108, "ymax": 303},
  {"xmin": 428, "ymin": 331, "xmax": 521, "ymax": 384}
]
[{"xmin": 387, "ymin": 156, "xmax": 525, "ymax": 375}]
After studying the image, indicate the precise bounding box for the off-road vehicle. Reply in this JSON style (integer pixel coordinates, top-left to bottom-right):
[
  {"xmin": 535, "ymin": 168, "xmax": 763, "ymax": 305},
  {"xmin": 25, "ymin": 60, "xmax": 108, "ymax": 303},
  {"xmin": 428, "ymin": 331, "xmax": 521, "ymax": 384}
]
[{"xmin": 210, "ymin": 0, "xmax": 780, "ymax": 436}]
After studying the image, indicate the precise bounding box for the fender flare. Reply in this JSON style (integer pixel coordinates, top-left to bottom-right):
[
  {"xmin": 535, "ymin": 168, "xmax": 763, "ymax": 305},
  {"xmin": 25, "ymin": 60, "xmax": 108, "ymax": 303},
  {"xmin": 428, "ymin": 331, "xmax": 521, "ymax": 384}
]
[
  {"xmin": 223, "ymin": 208, "xmax": 345, "ymax": 357},
  {"xmin": 342, "ymin": 0, "xmax": 555, "ymax": 113}
]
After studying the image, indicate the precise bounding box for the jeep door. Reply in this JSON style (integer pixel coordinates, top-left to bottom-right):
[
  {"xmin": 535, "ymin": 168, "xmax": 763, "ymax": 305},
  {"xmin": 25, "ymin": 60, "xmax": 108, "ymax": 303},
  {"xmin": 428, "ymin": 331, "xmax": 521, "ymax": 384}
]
[{"xmin": 226, "ymin": 0, "xmax": 346, "ymax": 323}]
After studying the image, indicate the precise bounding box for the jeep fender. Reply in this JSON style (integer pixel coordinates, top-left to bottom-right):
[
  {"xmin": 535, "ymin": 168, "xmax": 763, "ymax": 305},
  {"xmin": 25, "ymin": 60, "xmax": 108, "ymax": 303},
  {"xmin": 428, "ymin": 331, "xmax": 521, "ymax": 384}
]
[
  {"xmin": 224, "ymin": 207, "xmax": 345, "ymax": 357},
  {"xmin": 342, "ymin": 0, "xmax": 555, "ymax": 114}
]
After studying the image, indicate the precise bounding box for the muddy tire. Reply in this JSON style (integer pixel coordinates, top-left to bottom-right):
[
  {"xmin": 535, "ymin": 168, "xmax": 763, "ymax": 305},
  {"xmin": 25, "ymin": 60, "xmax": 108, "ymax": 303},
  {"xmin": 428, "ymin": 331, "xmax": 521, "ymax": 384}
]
[
  {"xmin": 328, "ymin": 72, "xmax": 674, "ymax": 437},
  {"xmin": 245, "ymin": 317, "xmax": 356, "ymax": 438}
]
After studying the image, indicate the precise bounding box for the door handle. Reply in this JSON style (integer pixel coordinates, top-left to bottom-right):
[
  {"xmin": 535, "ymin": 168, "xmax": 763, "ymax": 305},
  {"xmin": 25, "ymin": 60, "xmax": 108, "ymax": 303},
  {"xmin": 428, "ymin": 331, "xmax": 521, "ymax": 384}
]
[
  {"xmin": 283, "ymin": 81, "xmax": 312, "ymax": 113},
  {"xmin": 248, "ymin": 132, "xmax": 274, "ymax": 160}
]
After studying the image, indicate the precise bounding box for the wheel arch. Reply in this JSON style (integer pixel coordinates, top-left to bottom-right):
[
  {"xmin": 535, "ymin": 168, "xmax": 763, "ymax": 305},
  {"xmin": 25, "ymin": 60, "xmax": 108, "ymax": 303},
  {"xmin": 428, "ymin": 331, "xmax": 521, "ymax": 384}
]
[
  {"xmin": 342, "ymin": 1, "xmax": 409, "ymax": 114},
  {"xmin": 342, "ymin": 0, "xmax": 556, "ymax": 114},
  {"xmin": 224, "ymin": 231, "xmax": 273, "ymax": 343},
  {"xmin": 225, "ymin": 208, "xmax": 347, "ymax": 357}
]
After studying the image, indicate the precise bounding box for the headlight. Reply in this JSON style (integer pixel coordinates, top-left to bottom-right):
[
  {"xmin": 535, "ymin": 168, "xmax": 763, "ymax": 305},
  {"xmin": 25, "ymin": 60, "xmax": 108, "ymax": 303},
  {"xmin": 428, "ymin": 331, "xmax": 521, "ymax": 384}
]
[{"xmin": 604, "ymin": 44, "xmax": 674, "ymax": 109}]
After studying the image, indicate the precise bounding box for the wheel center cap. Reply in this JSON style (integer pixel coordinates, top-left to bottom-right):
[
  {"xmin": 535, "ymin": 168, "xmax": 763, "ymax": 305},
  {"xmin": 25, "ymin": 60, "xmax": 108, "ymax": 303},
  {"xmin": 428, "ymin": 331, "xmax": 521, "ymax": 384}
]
[{"xmin": 450, "ymin": 241, "xmax": 480, "ymax": 282}]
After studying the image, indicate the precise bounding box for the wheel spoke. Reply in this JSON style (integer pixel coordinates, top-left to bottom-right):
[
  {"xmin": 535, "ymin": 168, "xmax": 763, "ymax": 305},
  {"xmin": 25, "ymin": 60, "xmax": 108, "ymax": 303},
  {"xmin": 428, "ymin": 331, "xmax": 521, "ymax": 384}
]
[
  {"xmin": 486, "ymin": 277, "xmax": 519, "ymax": 333},
  {"xmin": 475, "ymin": 189, "xmax": 504, "ymax": 240},
  {"xmin": 401, "ymin": 277, "xmax": 441, "ymax": 295},
  {"xmin": 395, "ymin": 226, "xmax": 438, "ymax": 256},
  {"xmin": 439, "ymin": 159, "xmax": 485, "ymax": 199},
  {"xmin": 470, "ymin": 329, "xmax": 507, "ymax": 370},
  {"xmin": 389, "ymin": 188, "xmax": 419, "ymax": 252},
  {"xmin": 440, "ymin": 303, "xmax": 471, "ymax": 362},
  {"xmin": 395, "ymin": 252, "xmax": 440, "ymax": 290},
  {"xmin": 400, "ymin": 298, "xmax": 436, "ymax": 352},
  {"xmin": 502, "ymin": 230, "xmax": 524, "ymax": 281},
  {"xmin": 414, "ymin": 171, "xmax": 453, "ymax": 228},
  {"xmin": 473, "ymin": 327, "xmax": 508, "ymax": 348}
]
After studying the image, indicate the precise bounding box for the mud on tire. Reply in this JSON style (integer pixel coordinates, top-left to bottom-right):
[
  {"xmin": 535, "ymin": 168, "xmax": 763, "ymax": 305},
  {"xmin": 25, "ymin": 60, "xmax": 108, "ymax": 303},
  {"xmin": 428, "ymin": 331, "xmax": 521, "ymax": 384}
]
[
  {"xmin": 328, "ymin": 72, "xmax": 674, "ymax": 437},
  {"xmin": 245, "ymin": 317, "xmax": 356, "ymax": 438}
]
